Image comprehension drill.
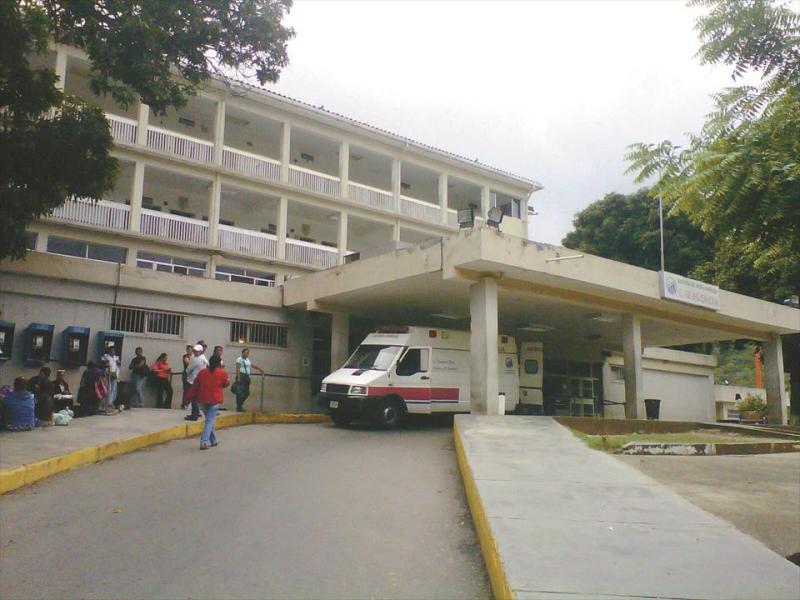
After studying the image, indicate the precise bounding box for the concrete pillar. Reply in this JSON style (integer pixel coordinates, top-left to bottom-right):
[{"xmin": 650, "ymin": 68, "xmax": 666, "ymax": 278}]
[
  {"xmin": 330, "ymin": 313, "xmax": 350, "ymax": 372},
  {"xmin": 391, "ymin": 158, "xmax": 401, "ymax": 212},
  {"xmin": 136, "ymin": 101, "xmax": 149, "ymax": 146},
  {"xmin": 207, "ymin": 176, "xmax": 221, "ymax": 247},
  {"xmin": 439, "ymin": 173, "xmax": 449, "ymax": 224},
  {"xmin": 622, "ymin": 313, "xmax": 644, "ymax": 419},
  {"xmin": 129, "ymin": 161, "xmax": 145, "ymax": 232},
  {"xmin": 213, "ymin": 99, "xmax": 226, "ymax": 166},
  {"xmin": 208, "ymin": 253, "xmax": 219, "ymax": 279},
  {"xmin": 470, "ymin": 277, "xmax": 499, "ymax": 415},
  {"xmin": 763, "ymin": 334, "xmax": 788, "ymax": 425},
  {"xmin": 34, "ymin": 231, "xmax": 48, "ymax": 253},
  {"xmin": 54, "ymin": 47, "xmax": 68, "ymax": 91},
  {"xmin": 393, "ymin": 220, "xmax": 401, "ymax": 242},
  {"xmin": 339, "ymin": 141, "xmax": 349, "ymax": 198},
  {"xmin": 481, "ymin": 186, "xmax": 491, "ymax": 220},
  {"xmin": 276, "ymin": 196, "xmax": 288, "ymax": 260},
  {"xmin": 280, "ymin": 122, "xmax": 291, "ymax": 182},
  {"xmin": 337, "ymin": 211, "xmax": 348, "ymax": 265}
]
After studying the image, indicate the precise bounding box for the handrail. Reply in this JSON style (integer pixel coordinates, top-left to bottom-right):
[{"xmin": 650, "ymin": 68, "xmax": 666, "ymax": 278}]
[
  {"xmin": 141, "ymin": 207, "xmax": 208, "ymax": 226},
  {"xmin": 286, "ymin": 237, "xmax": 338, "ymax": 251},
  {"xmin": 349, "ymin": 180, "xmax": 392, "ymax": 196},
  {"xmin": 148, "ymin": 124, "xmax": 214, "ymax": 146},
  {"xmin": 106, "ymin": 113, "xmax": 138, "ymax": 126},
  {"xmin": 218, "ymin": 223, "xmax": 277, "ymax": 240},
  {"xmin": 289, "ymin": 164, "xmax": 340, "ymax": 181},
  {"xmin": 401, "ymin": 194, "xmax": 440, "ymax": 209},
  {"xmin": 223, "ymin": 145, "xmax": 281, "ymax": 164}
]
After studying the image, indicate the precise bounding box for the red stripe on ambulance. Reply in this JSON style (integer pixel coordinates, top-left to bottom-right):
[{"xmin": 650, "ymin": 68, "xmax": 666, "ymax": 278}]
[{"xmin": 369, "ymin": 387, "xmax": 459, "ymax": 402}]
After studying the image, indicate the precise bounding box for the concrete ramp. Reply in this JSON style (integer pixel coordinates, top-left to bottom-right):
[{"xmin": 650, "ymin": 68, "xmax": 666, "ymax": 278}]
[{"xmin": 455, "ymin": 415, "xmax": 799, "ymax": 600}]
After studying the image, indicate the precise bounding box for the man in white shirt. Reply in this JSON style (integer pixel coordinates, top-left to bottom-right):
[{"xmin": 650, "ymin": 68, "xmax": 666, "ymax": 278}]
[
  {"xmin": 184, "ymin": 343, "xmax": 209, "ymax": 421},
  {"xmin": 101, "ymin": 346, "xmax": 121, "ymax": 413}
]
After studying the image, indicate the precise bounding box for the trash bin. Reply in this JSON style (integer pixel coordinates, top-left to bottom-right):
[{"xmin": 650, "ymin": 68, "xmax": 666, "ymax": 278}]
[{"xmin": 644, "ymin": 398, "xmax": 661, "ymax": 420}]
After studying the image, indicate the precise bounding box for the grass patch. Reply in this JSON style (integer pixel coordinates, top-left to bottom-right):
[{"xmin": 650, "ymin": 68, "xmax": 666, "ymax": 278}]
[{"xmin": 570, "ymin": 429, "xmax": 788, "ymax": 453}]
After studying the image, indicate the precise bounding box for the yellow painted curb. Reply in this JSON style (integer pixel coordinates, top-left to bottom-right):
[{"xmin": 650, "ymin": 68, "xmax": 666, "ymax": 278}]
[
  {"xmin": 453, "ymin": 419, "xmax": 514, "ymax": 600},
  {"xmin": 0, "ymin": 413, "xmax": 325, "ymax": 495}
]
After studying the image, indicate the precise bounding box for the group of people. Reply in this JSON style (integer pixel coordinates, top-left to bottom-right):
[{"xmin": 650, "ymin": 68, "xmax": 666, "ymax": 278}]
[{"xmin": 1, "ymin": 367, "xmax": 74, "ymax": 430}]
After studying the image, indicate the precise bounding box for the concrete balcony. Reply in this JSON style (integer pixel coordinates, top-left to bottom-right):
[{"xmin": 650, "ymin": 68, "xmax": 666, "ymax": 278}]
[
  {"xmin": 146, "ymin": 125, "xmax": 214, "ymax": 164},
  {"xmin": 50, "ymin": 197, "xmax": 130, "ymax": 231},
  {"xmin": 140, "ymin": 208, "xmax": 209, "ymax": 246},
  {"xmin": 218, "ymin": 224, "xmax": 278, "ymax": 259},
  {"xmin": 107, "ymin": 114, "xmax": 138, "ymax": 145},
  {"xmin": 285, "ymin": 237, "xmax": 339, "ymax": 269},
  {"xmin": 222, "ymin": 146, "xmax": 281, "ymax": 182},
  {"xmin": 288, "ymin": 165, "xmax": 341, "ymax": 197},
  {"xmin": 348, "ymin": 182, "xmax": 395, "ymax": 212},
  {"xmin": 400, "ymin": 195, "xmax": 441, "ymax": 222}
]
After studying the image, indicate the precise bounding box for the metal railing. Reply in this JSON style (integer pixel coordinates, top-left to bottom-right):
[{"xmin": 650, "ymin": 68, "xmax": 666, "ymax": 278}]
[
  {"xmin": 140, "ymin": 208, "xmax": 209, "ymax": 246},
  {"xmin": 222, "ymin": 146, "xmax": 281, "ymax": 182},
  {"xmin": 285, "ymin": 237, "xmax": 339, "ymax": 269},
  {"xmin": 147, "ymin": 125, "xmax": 214, "ymax": 164},
  {"xmin": 218, "ymin": 224, "xmax": 279, "ymax": 259},
  {"xmin": 50, "ymin": 197, "xmax": 131, "ymax": 231},
  {"xmin": 288, "ymin": 165, "xmax": 341, "ymax": 197},
  {"xmin": 348, "ymin": 181, "xmax": 395, "ymax": 211},
  {"xmin": 106, "ymin": 114, "xmax": 138, "ymax": 144}
]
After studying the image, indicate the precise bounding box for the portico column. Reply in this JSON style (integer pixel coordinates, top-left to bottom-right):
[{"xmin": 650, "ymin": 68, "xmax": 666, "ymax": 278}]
[
  {"xmin": 280, "ymin": 122, "xmax": 291, "ymax": 183},
  {"xmin": 54, "ymin": 47, "xmax": 68, "ymax": 91},
  {"xmin": 481, "ymin": 186, "xmax": 491, "ymax": 221},
  {"xmin": 391, "ymin": 158, "xmax": 401, "ymax": 212},
  {"xmin": 439, "ymin": 173, "xmax": 449, "ymax": 224},
  {"xmin": 136, "ymin": 101, "xmax": 149, "ymax": 146},
  {"xmin": 330, "ymin": 313, "xmax": 350, "ymax": 372},
  {"xmin": 213, "ymin": 99, "xmax": 226, "ymax": 166},
  {"xmin": 276, "ymin": 196, "xmax": 288, "ymax": 260},
  {"xmin": 470, "ymin": 277, "xmax": 499, "ymax": 415},
  {"xmin": 393, "ymin": 220, "xmax": 401, "ymax": 242},
  {"xmin": 764, "ymin": 334, "xmax": 788, "ymax": 425},
  {"xmin": 129, "ymin": 161, "xmax": 145, "ymax": 232},
  {"xmin": 207, "ymin": 175, "xmax": 221, "ymax": 247},
  {"xmin": 337, "ymin": 211, "xmax": 348, "ymax": 265},
  {"xmin": 622, "ymin": 313, "xmax": 644, "ymax": 419},
  {"xmin": 339, "ymin": 141, "xmax": 349, "ymax": 199}
]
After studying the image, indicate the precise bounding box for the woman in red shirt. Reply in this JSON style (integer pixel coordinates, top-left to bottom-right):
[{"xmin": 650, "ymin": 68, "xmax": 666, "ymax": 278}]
[
  {"xmin": 189, "ymin": 354, "xmax": 230, "ymax": 449},
  {"xmin": 150, "ymin": 353, "xmax": 173, "ymax": 409}
]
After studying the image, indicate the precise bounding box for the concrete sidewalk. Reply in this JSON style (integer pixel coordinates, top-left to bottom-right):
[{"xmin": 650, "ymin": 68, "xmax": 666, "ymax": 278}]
[{"xmin": 455, "ymin": 415, "xmax": 799, "ymax": 600}]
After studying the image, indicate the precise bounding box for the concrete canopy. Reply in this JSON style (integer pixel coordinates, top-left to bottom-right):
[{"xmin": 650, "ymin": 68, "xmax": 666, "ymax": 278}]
[{"xmin": 283, "ymin": 228, "xmax": 800, "ymax": 352}]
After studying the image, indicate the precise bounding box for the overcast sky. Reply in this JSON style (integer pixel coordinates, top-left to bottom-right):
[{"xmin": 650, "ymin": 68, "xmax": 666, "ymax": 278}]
[{"xmin": 265, "ymin": 1, "xmax": 738, "ymax": 245}]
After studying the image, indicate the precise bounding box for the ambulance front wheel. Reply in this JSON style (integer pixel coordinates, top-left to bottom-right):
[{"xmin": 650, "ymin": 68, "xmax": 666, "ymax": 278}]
[
  {"xmin": 331, "ymin": 411, "xmax": 351, "ymax": 426},
  {"xmin": 374, "ymin": 397, "xmax": 404, "ymax": 429}
]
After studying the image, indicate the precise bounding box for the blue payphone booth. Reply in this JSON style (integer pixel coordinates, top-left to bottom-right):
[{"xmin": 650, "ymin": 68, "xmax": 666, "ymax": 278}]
[
  {"xmin": 64, "ymin": 326, "xmax": 90, "ymax": 366},
  {"xmin": 0, "ymin": 321, "xmax": 14, "ymax": 362},
  {"xmin": 26, "ymin": 323, "xmax": 54, "ymax": 364},
  {"xmin": 97, "ymin": 330, "xmax": 124, "ymax": 362}
]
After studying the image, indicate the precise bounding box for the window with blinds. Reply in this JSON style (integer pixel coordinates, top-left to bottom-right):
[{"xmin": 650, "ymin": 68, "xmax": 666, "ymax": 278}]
[
  {"xmin": 111, "ymin": 306, "xmax": 185, "ymax": 338},
  {"xmin": 229, "ymin": 320, "xmax": 288, "ymax": 348}
]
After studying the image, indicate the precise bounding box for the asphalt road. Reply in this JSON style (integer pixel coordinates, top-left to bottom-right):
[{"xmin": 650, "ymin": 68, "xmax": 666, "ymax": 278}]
[
  {"xmin": 0, "ymin": 419, "xmax": 490, "ymax": 600},
  {"xmin": 617, "ymin": 452, "xmax": 800, "ymax": 561}
]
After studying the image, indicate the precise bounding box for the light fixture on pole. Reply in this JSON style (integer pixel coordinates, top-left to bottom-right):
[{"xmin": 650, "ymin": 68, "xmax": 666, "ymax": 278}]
[
  {"xmin": 487, "ymin": 207, "xmax": 504, "ymax": 229},
  {"xmin": 457, "ymin": 207, "xmax": 475, "ymax": 229}
]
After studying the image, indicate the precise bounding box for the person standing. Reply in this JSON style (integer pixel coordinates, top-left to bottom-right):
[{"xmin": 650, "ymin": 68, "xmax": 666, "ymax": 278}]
[
  {"xmin": 151, "ymin": 353, "xmax": 173, "ymax": 409},
  {"xmin": 184, "ymin": 344, "xmax": 209, "ymax": 421},
  {"xmin": 129, "ymin": 347, "xmax": 149, "ymax": 408},
  {"xmin": 102, "ymin": 346, "xmax": 120, "ymax": 413},
  {"xmin": 181, "ymin": 344, "xmax": 193, "ymax": 405},
  {"xmin": 234, "ymin": 348, "xmax": 264, "ymax": 412},
  {"xmin": 28, "ymin": 367, "xmax": 55, "ymax": 425},
  {"xmin": 78, "ymin": 361, "xmax": 106, "ymax": 416},
  {"xmin": 187, "ymin": 354, "xmax": 230, "ymax": 449}
]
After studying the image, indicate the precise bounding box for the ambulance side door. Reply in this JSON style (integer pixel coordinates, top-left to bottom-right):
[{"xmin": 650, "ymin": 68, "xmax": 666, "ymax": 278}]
[{"xmin": 393, "ymin": 347, "xmax": 432, "ymax": 412}]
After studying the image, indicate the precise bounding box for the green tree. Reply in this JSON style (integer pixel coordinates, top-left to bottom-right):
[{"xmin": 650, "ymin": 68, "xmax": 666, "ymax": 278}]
[
  {"xmin": 1, "ymin": 0, "xmax": 294, "ymax": 260},
  {"xmin": 625, "ymin": 0, "xmax": 800, "ymax": 422},
  {"xmin": 562, "ymin": 188, "xmax": 714, "ymax": 277}
]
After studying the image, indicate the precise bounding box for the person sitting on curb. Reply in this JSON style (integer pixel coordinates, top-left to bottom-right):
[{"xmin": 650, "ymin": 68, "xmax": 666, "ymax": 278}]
[{"xmin": 2, "ymin": 377, "xmax": 37, "ymax": 431}]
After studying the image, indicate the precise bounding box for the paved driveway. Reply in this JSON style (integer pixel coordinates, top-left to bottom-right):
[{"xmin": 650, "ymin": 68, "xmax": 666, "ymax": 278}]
[{"xmin": 0, "ymin": 420, "xmax": 489, "ymax": 599}]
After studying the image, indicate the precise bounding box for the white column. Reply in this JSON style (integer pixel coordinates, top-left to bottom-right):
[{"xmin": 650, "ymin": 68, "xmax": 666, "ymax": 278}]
[
  {"xmin": 213, "ymin": 99, "xmax": 226, "ymax": 166},
  {"xmin": 391, "ymin": 158, "xmax": 401, "ymax": 212},
  {"xmin": 470, "ymin": 277, "xmax": 499, "ymax": 415},
  {"xmin": 764, "ymin": 334, "xmax": 788, "ymax": 425},
  {"xmin": 331, "ymin": 313, "xmax": 350, "ymax": 372},
  {"xmin": 54, "ymin": 47, "xmax": 68, "ymax": 91},
  {"xmin": 439, "ymin": 173, "xmax": 449, "ymax": 224},
  {"xmin": 622, "ymin": 313, "xmax": 644, "ymax": 419},
  {"xmin": 337, "ymin": 211, "xmax": 348, "ymax": 265},
  {"xmin": 280, "ymin": 122, "xmax": 291, "ymax": 183},
  {"xmin": 339, "ymin": 141, "xmax": 349, "ymax": 198},
  {"xmin": 481, "ymin": 186, "xmax": 491, "ymax": 220},
  {"xmin": 34, "ymin": 231, "xmax": 48, "ymax": 253},
  {"xmin": 208, "ymin": 253, "xmax": 219, "ymax": 279},
  {"xmin": 207, "ymin": 176, "xmax": 221, "ymax": 247},
  {"xmin": 129, "ymin": 161, "xmax": 145, "ymax": 232},
  {"xmin": 277, "ymin": 196, "xmax": 288, "ymax": 260},
  {"xmin": 393, "ymin": 220, "xmax": 401, "ymax": 242},
  {"xmin": 136, "ymin": 101, "xmax": 149, "ymax": 146}
]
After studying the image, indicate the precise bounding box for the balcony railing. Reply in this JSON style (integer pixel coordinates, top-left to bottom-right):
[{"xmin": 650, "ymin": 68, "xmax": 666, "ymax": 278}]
[
  {"xmin": 50, "ymin": 198, "xmax": 130, "ymax": 231},
  {"xmin": 289, "ymin": 165, "xmax": 341, "ymax": 197},
  {"xmin": 218, "ymin": 224, "xmax": 278, "ymax": 259},
  {"xmin": 400, "ymin": 196, "xmax": 442, "ymax": 223},
  {"xmin": 285, "ymin": 238, "xmax": 339, "ymax": 269},
  {"xmin": 140, "ymin": 208, "xmax": 208, "ymax": 246},
  {"xmin": 106, "ymin": 114, "xmax": 138, "ymax": 144},
  {"xmin": 222, "ymin": 146, "xmax": 281, "ymax": 182},
  {"xmin": 348, "ymin": 182, "xmax": 395, "ymax": 212},
  {"xmin": 147, "ymin": 126, "xmax": 213, "ymax": 164}
]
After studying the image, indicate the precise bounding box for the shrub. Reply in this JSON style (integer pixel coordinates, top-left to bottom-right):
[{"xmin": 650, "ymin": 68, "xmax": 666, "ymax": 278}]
[{"xmin": 737, "ymin": 394, "xmax": 767, "ymax": 419}]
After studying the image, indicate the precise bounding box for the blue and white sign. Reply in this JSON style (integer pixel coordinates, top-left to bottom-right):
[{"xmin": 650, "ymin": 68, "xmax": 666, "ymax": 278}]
[{"xmin": 659, "ymin": 271, "xmax": 720, "ymax": 311}]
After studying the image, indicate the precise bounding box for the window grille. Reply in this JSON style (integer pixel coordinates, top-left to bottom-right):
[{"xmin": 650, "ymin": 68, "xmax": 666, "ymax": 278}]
[
  {"xmin": 215, "ymin": 265, "xmax": 276, "ymax": 287},
  {"xmin": 111, "ymin": 306, "xmax": 185, "ymax": 338},
  {"xmin": 229, "ymin": 320, "xmax": 288, "ymax": 348}
]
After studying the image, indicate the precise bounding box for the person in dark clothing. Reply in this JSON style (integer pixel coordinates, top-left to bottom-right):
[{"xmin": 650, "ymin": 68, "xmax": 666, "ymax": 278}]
[
  {"xmin": 27, "ymin": 367, "xmax": 54, "ymax": 425},
  {"xmin": 2, "ymin": 377, "xmax": 37, "ymax": 431},
  {"xmin": 52, "ymin": 370, "xmax": 74, "ymax": 412},
  {"xmin": 129, "ymin": 347, "xmax": 149, "ymax": 408},
  {"xmin": 78, "ymin": 361, "xmax": 106, "ymax": 417}
]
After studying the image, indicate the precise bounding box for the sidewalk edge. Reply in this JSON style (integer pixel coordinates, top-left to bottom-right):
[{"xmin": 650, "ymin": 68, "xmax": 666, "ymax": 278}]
[
  {"xmin": 0, "ymin": 412, "xmax": 329, "ymax": 495},
  {"xmin": 453, "ymin": 418, "xmax": 514, "ymax": 600}
]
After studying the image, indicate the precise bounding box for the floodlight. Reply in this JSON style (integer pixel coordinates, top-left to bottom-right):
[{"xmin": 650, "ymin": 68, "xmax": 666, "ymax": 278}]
[
  {"xmin": 487, "ymin": 207, "xmax": 504, "ymax": 228},
  {"xmin": 457, "ymin": 207, "xmax": 475, "ymax": 229}
]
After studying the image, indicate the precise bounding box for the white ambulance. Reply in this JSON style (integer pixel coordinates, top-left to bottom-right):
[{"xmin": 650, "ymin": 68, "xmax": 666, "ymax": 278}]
[{"xmin": 321, "ymin": 326, "xmax": 543, "ymax": 428}]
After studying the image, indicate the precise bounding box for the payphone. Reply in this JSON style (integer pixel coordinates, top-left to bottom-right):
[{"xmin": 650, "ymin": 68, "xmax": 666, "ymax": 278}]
[
  {"xmin": 0, "ymin": 321, "xmax": 14, "ymax": 362},
  {"xmin": 64, "ymin": 326, "xmax": 90, "ymax": 366},
  {"xmin": 26, "ymin": 323, "xmax": 54, "ymax": 364},
  {"xmin": 97, "ymin": 330, "xmax": 124, "ymax": 362}
]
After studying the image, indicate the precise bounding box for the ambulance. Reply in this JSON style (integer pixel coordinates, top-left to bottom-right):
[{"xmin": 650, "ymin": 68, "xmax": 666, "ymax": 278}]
[{"xmin": 320, "ymin": 326, "xmax": 543, "ymax": 428}]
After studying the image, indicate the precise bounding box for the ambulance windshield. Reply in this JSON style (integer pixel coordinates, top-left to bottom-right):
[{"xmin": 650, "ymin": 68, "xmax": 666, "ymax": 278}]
[{"xmin": 344, "ymin": 345, "xmax": 402, "ymax": 371}]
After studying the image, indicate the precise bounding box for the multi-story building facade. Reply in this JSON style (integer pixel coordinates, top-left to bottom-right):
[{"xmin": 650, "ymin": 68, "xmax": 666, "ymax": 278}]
[{"xmin": 1, "ymin": 45, "xmax": 539, "ymax": 411}]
